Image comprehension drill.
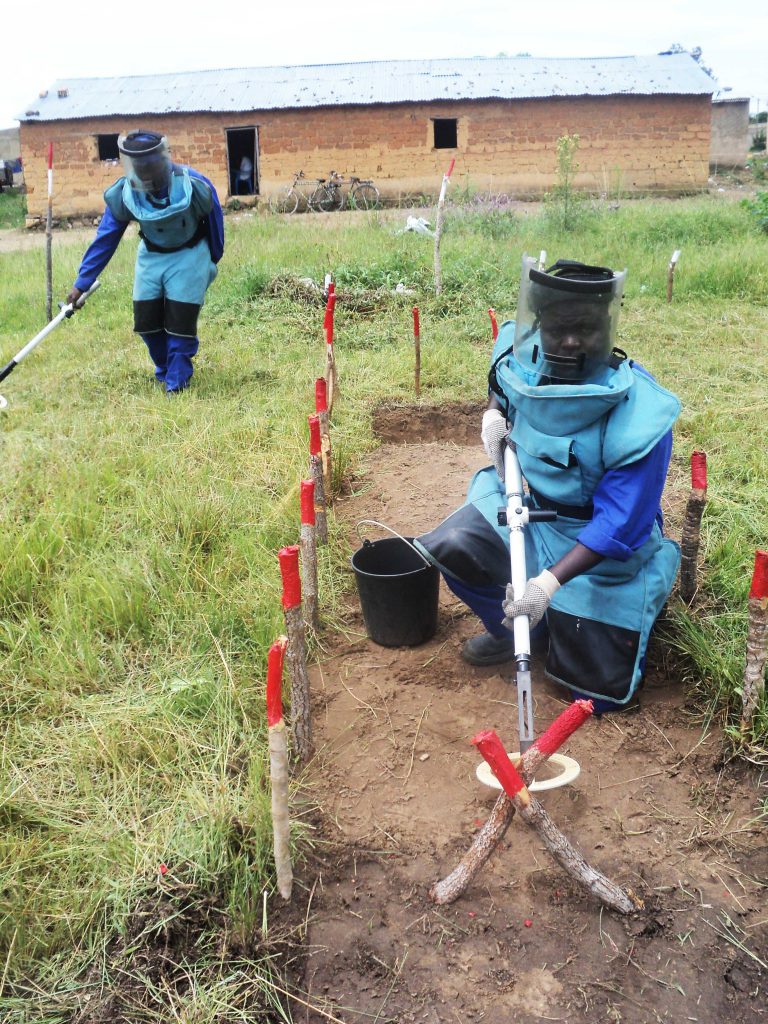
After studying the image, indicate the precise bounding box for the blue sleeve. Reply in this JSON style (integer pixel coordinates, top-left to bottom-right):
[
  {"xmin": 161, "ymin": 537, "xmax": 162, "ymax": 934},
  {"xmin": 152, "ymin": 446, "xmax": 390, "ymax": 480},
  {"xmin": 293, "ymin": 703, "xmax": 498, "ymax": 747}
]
[
  {"xmin": 74, "ymin": 206, "xmax": 129, "ymax": 291},
  {"xmin": 188, "ymin": 167, "xmax": 224, "ymax": 263},
  {"xmin": 577, "ymin": 431, "xmax": 673, "ymax": 562}
]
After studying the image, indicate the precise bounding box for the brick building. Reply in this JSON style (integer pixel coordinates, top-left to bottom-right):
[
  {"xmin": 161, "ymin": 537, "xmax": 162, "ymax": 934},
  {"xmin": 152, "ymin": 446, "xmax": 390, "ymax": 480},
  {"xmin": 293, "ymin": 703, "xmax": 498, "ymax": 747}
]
[{"xmin": 18, "ymin": 53, "xmax": 715, "ymax": 220}]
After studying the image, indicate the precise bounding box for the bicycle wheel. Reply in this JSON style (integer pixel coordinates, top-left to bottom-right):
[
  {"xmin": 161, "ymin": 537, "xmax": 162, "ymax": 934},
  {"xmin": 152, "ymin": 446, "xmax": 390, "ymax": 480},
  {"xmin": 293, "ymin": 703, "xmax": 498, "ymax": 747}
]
[
  {"xmin": 310, "ymin": 185, "xmax": 338, "ymax": 213},
  {"xmin": 274, "ymin": 188, "xmax": 299, "ymax": 214},
  {"xmin": 351, "ymin": 183, "xmax": 380, "ymax": 210}
]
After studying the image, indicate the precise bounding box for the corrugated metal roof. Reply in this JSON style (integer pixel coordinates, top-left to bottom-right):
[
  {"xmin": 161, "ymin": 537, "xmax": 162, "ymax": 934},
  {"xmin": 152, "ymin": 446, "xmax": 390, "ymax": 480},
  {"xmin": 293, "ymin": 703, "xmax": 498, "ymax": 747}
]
[{"xmin": 19, "ymin": 53, "xmax": 716, "ymax": 123}]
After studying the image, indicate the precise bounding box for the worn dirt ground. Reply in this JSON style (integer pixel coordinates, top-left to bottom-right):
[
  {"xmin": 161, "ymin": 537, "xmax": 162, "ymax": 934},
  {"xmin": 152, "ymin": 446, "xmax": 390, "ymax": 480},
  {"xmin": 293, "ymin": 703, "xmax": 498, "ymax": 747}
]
[{"xmin": 295, "ymin": 403, "xmax": 766, "ymax": 1024}]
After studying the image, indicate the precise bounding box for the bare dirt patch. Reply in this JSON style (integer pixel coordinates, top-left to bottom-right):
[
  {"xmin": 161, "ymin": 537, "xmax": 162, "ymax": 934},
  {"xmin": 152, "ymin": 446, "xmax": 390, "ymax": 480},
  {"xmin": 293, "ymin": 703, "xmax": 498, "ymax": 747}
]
[{"xmin": 298, "ymin": 404, "xmax": 766, "ymax": 1024}]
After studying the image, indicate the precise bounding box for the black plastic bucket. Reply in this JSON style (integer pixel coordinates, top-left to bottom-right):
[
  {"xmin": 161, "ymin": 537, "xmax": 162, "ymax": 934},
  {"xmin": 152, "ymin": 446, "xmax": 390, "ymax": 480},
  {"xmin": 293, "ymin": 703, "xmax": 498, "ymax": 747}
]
[{"xmin": 351, "ymin": 535, "xmax": 439, "ymax": 647}]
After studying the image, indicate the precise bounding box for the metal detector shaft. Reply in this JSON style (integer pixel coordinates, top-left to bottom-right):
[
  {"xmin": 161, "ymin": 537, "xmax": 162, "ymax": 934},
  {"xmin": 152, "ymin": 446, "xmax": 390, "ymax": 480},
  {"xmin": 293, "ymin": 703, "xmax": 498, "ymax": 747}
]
[
  {"xmin": 0, "ymin": 280, "xmax": 100, "ymax": 383},
  {"xmin": 503, "ymin": 443, "xmax": 535, "ymax": 753}
]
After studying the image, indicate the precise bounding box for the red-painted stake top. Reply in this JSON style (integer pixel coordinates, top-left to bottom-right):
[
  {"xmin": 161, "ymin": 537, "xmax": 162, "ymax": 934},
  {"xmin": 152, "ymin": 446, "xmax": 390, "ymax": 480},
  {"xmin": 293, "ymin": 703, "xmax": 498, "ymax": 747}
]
[
  {"xmin": 315, "ymin": 377, "xmax": 328, "ymax": 414},
  {"xmin": 47, "ymin": 143, "xmax": 53, "ymax": 169},
  {"xmin": 488, "ymin": 308, "xmax": 498, "ymax": 341},
  {"xmin": 278, "ymin": 545, "xmax": 302, "ymax": 610},
  {"xmin": 266, "ymin": 636, "xmax": 288, "ymax": 726},
  {"xmin": 446, "ymin": 158, "xmax": 456, "ymax": 178},
  {"xmin": 413, "ymin": 307, "xmax": 420, "ymax": 338},
  {"xmin": 533, "ymin": 699, "xmax": 593, "ymax": 756},
  {"xmin": 324, "ymin": 292, "xmax": 337, "ymax": 340},
  {"xmin": 300, "ymin": 479, "xmax": 316, "ymax": 525},
  {"xmin": 690, "ymin": 450, "xmax": 708, "ymax": 491},
  {"xmin": 471, "ymin": 730, "xmax": 527, "ymax": 798},
  {"xmin": 750, "ymin": 550, "xmax": 768, "ymax": 600},
  {"xmin": 308, "ymin": 414, "xmax": 322, "ymax": 456}
]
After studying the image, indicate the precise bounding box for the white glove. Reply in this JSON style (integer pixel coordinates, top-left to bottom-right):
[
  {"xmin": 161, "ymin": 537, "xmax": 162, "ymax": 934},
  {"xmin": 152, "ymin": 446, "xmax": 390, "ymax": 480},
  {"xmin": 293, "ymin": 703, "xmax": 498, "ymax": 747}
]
[
  {"xmin": 502, "ymin": 570, "xmax": 561, "ymax": 630},
  {"xmin": 481, "ymin": 408, "xmax": 508, "ymax": 479}
]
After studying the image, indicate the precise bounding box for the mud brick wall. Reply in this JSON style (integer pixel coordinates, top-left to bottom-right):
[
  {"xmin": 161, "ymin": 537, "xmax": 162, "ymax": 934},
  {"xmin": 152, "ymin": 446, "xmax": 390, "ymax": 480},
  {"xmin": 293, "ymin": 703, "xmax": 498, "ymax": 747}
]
[{"xmin": 20, "ymin": 94, "xmax": 712, "ymax": 219}]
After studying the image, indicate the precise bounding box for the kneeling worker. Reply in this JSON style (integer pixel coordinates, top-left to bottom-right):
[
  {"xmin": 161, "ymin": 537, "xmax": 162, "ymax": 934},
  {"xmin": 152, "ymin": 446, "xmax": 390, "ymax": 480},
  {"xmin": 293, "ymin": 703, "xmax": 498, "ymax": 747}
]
[
  {"xmin": 415, "ymin": 256, "xmax": 681, "ymax": 712},
  {"xmin": 68, "ymin": 130, "xmax": 224, "ymax": 393}
]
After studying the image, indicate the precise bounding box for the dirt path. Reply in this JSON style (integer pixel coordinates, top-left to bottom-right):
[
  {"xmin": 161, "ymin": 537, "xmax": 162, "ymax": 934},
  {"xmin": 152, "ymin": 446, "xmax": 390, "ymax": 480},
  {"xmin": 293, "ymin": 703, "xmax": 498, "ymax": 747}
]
[{"xmin": 297, "ymin": 404, "xmax": 766, "ymax": 1024}]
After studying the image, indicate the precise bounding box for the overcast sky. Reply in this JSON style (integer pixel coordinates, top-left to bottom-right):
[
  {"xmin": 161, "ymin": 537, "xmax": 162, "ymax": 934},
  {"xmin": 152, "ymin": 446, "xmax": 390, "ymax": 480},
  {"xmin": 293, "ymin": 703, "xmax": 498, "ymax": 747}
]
[{"xmin": 3, "ymin": 0, "xmax": 766, "ymax": 131}]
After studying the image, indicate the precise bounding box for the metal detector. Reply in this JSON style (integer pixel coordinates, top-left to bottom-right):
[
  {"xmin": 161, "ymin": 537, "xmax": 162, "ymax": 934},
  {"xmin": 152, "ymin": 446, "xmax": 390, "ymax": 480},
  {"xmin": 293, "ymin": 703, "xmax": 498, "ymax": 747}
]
[
  {"xmin": 475, "ymin": 439, "xmax": 581, "ymax": 793},
  {"xmin": 0, "ymin": 281, "xmax": 101, "ymax": 402}
]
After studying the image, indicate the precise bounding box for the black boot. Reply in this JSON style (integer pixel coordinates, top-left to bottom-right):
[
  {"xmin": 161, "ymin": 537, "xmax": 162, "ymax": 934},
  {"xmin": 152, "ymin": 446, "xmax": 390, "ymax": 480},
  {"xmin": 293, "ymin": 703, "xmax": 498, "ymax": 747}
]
[{"xmin": 462, "ymin": 632, "xmax": 515, "ymax": 666}]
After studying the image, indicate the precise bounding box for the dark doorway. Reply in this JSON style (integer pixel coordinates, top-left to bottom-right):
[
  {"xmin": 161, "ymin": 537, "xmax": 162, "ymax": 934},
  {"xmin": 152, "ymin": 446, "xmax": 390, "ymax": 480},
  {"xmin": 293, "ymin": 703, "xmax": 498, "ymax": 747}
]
[{"xmin": 226, "ymin": 127, "xmax": 259, "ymax": 196}]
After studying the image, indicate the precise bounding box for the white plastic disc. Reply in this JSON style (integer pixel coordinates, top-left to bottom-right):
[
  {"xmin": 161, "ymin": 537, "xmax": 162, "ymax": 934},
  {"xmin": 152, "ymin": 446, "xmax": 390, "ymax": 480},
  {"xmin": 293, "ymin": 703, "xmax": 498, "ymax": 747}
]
[
  {"xmin": 0, "ymin": 395, "xmax": 7, "ymax": 410},
  {"xmin": 475, "ymin": 751, "xmax": 581, "ymax": 792}
]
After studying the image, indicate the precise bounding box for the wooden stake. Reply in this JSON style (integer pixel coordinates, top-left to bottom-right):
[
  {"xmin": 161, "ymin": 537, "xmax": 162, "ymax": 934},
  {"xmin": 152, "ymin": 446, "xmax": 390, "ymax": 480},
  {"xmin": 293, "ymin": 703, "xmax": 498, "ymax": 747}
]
[
  {"xmin": 278, "ymin": 545, "xmax": 313, "ymax": 764},
  {"xmin": 679, "ymin": 450, "xmax": 707, "ymax": 604},
  {"xmin": 267, "ymin": 636, "xmax": 293, "ymax": 899},
  {"xmin": 308, "ymin": 414, "xmax": 328, "ymax": 545},
  {"xmin": 430, "ymin": 701, "xmax": 593, "ymax": 904},
  {"xmin": 472, "ymin": 730, "xmax": 637, "ymax": 915},
  {"xmin": 315, "ymin": 377, "xmax": 331, "ymax": 496},
  {"xmin": 300, "ymin": 479, "xmax": 319, "ymax": 631},
  {"xmin": 45, "ymin": 143, "xmax": 53, "ymax": 322},
  {"xmin": 412, "ymin": 306, "xmax": 421, "ymax": 398},
  {"xmin": 323, "ymin": 290, "xmax": 338, "ymax": 415},
  {"xmin": 741, "ymin": 550, "xmax": 768, "ymax": 730},
  {"xmin": 488, "ymin": 308, "xmax": 498, "ymax": 342},
  {"xmin": 667, "ymin": 249, "xmax": 681, "ymax": 304},
  {"xmin": 433, "ymin": 157, "xmax": 455, "ymax": 296}
]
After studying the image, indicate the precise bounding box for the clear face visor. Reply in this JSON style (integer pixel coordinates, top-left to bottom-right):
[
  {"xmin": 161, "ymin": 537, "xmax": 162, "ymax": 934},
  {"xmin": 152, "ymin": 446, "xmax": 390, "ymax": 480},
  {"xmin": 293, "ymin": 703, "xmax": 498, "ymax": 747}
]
[
  {"xmin": 118, "ymin": 135, "xmax": 171, "ymax": 193},
  {"xmin": 514, "ymin": 256, "xmax": 626, "ymax": 383}
]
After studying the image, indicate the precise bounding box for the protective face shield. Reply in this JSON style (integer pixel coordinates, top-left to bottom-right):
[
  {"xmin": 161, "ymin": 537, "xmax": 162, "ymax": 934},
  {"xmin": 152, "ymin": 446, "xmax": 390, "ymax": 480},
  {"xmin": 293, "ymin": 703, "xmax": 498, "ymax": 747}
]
[
  {"xmin": 514, "ymin": 256, "xmax": 627, "ymax": 383},
  {"xmin": 118, "ymin": 131, "xmax": 172, "ymax": 193}
]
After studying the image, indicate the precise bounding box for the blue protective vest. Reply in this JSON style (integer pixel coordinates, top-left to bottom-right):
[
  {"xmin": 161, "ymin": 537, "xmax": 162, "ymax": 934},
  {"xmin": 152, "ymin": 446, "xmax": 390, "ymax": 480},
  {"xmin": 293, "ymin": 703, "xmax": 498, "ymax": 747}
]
[
  {"xmin": 104, "ymin": 167, "xmax": 212, "ymax": 249},
  {"xmin": 468, "ymin": 320, "xmax": 681, "ymax": 703}
]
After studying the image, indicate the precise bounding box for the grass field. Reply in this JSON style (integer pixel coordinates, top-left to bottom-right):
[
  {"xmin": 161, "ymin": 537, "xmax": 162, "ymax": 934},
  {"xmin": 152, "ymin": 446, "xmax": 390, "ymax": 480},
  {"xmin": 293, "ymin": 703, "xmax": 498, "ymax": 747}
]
[{"xmin": 0, "ymin": 193, "xmax": 767, "ymax": 1020}]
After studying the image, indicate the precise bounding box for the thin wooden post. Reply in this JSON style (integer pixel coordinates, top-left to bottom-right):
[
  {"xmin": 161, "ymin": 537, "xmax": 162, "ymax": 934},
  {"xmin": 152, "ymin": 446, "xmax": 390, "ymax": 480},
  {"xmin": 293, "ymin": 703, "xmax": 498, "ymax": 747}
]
[
  {"xmin": 315, "ymin": 377, "xmax": 331, "ymax": 496},
  {"xmin": 488, "ymin": 308, "xmax": 498, "ymax": 341},
  {"xmin": 430, "ymin": 701, "xmax": 594, "ymax": 905},
  {"xmin": 472, "ymin": 730, "xmax": 637, "ymax": 915},
  {"xmin": 679, "ymin": 450, "xmax": 707, "ymax": 604},
  {"xmin": 741, "ymin": 551, "xmax": 768, "ymax": 731},
  {"xmin": 308, "ymin": 414, "xmax": 328, "ymax": 545},
  {"xmin": 667, "ymin": 249, "xmax": 681, "ymax": 303},
  {"xmin": 300, "ymin": 479, "xmax": 319, "ymax": 631},
  {"xmin": 412, "ymin": 306, "xmax": 421, "ymax": 398},
  {"xmin": 433, "ymin": 157, "xmax": 455, "ymax": 296},
  {"xmin": 278, "ymin": 545, "xmax": 313, "ymax": 764},
  {"xmin": 45, "ymin": 143, "xmax": 53, "ymax": 322},
  {"xmin": 266, "ymin": 636, "xmax": 293, "ymax": 899},
  {"xmin": 324, "ymin": 289, "xmax": 338, "ymax": 415}
]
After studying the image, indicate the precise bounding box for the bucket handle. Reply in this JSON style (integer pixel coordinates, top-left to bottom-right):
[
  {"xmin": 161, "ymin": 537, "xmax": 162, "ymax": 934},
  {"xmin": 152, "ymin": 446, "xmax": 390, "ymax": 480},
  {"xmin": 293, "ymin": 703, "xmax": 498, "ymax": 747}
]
[{"xmin": 355, "ymin": 519, "xmax": 434, "ymax": 569}]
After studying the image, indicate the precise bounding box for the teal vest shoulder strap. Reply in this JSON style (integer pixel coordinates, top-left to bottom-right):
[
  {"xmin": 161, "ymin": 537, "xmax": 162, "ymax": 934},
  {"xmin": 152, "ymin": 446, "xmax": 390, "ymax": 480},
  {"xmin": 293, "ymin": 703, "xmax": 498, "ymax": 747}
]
[{"xmin": 104, "ymin": 178, "xmax": 134, "ymax": 223}]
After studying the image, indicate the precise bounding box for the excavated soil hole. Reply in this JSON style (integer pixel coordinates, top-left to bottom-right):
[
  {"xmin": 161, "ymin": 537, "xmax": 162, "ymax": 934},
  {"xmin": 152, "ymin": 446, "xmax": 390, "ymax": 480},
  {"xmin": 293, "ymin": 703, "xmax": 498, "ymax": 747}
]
[{"xmin": 372, "ymin": 401, "xmax": 485, "ymax": 446}]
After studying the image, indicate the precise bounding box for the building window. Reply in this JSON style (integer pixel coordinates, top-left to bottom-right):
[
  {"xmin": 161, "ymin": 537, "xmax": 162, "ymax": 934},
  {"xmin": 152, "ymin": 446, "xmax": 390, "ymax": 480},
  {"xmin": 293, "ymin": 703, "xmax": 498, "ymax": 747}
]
[
  {"xmin": 97, "ymin": 134, "xmax": 120, "ymax": 161},
  {"xmin": 433, "ymin": 118, "xmax": 457, "ymax": 149}
]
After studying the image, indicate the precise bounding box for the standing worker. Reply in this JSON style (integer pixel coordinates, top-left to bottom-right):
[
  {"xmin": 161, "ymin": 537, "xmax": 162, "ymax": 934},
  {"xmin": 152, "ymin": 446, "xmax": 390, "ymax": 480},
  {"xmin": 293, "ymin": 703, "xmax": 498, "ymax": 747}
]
[
  {"xmin": 67, "ymin": 130, "xmax": 224, "ymax": 394},
  {"xmin": 415, "ymin": 256, "xmax": 681, "ymax": 713}
]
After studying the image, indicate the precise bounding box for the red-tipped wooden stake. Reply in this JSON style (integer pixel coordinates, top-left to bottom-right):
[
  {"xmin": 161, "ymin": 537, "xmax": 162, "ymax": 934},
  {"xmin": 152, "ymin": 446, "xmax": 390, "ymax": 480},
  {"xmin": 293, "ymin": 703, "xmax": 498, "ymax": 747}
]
[
  {"xmin": 431, "ymin": 700, "xmax": 594, "ymax": 904},
  {"xmin": 680, "ymin": 450, "xmax": 708, "ymax": 604},
  {"xmin": 324, "ymin": 291, "xmax": 338, "ymax": 415},
  {"xmin": 278, "ymin": 545, "xmax": 313, "ymax": 763},
  {"xmin": 488, "ymin": 308, "xmax": 498, "ymax": 342},
  {"xmin": 267, "ymin": 636, "xmax": 293, "ymax": 898},
  {"xmin": 472, "ymin": 730, "xmax": 636, "ymax": 915},
  {"xmin": 667, "ymin": 249, "xmax": 681, "ymax": 304},
  {"xmin": 308, "ymin": 414, "xmax": 328, "ymax": 545},
  {"xmin": 300, "ymin": 479, "xmax": 319, "ymax": 631},
  {"xmin": 413, "ymin": 306, "xmax": 421, "ymax": 398},
  {"xmin": 315, "ymin": 377, "xmax": 331, "ymax": 496},
  {"xmin": 741, "ymin": 550, "xmax": 768, "ymax": 731},
  {"xmin": 434, "ymin": 157, "xmax": 456, "ymax": 296}
]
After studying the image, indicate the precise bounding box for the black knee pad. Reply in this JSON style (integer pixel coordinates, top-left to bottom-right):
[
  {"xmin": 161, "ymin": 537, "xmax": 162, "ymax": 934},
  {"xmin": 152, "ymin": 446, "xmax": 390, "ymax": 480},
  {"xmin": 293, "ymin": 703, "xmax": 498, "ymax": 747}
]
[
  {"xmin": 164, "ymin": 299, "xmax": 201, "ymax": 338},
  {"xmin": 133, "ymin": 298, "xmax": 164, "ymax": 334}
]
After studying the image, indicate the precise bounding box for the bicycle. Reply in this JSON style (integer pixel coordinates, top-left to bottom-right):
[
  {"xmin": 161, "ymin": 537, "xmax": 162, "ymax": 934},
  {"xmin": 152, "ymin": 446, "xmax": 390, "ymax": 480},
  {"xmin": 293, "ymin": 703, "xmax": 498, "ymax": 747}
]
[
  {"xmin": 309, "ymin": 171, "xmax": 380, "ymax": 212},
  {"xmin": 272, "ymin": 170, "xmax": 319, "ymax": 214}
]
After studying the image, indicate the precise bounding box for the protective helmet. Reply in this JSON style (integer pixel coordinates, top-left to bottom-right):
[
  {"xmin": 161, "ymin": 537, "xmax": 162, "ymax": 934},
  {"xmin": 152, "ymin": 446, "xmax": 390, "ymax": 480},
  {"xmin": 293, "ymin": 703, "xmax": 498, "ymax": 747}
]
[
  {"xmin": 117, "ymin": 130, "xmax": 171, "ymax": 192},
  {"xmin": 514, "ymin": 256, "xmax": 627, "ymax": 383}
]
